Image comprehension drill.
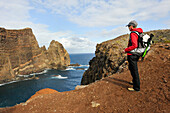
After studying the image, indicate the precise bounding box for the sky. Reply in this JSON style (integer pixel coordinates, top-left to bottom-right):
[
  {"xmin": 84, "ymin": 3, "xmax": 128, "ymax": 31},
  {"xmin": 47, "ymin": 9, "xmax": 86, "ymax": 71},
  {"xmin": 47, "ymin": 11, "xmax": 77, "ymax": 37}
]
[{"xmin": 0, "ymin": 0, "xmax": 169, "ymax": 53}]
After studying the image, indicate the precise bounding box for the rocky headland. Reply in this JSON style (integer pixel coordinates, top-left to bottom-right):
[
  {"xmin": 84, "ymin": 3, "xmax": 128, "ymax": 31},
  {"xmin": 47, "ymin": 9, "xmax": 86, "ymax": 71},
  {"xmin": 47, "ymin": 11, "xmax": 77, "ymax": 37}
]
[{"xmin": 0, "ymin": 27, "xmax": 70, "ymax": 84}]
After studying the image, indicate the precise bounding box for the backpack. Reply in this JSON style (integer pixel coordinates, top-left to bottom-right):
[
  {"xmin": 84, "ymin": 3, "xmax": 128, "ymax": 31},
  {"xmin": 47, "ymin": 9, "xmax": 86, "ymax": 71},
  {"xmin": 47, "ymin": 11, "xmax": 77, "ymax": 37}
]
[{"xmin": 129, "ymin": 31, "xmax": 154, "ymax": 59}]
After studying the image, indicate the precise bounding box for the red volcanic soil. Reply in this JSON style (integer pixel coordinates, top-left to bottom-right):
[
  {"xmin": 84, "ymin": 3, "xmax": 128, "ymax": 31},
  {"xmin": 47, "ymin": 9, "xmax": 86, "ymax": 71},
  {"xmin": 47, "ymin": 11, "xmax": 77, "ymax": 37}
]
[{"xmin": 0, "ymin": 43, "xmax": 169, "ymax": 113}]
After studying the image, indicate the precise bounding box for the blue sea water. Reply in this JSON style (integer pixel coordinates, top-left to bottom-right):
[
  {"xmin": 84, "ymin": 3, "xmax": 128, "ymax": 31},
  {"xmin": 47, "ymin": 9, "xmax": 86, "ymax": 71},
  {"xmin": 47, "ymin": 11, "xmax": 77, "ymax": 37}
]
[{"xmin": 0, "ymin": 53, "xmax": 95, "ymax": 108}]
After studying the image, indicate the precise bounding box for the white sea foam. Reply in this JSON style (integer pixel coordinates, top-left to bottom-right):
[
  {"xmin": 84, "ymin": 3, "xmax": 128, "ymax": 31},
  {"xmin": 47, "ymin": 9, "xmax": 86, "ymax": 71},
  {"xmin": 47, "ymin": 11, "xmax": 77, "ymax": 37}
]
[
  {"xmin": 51, "ymin": 75, "xmax": 68, "ymax": 79},
  {"xmin": 0, "ymin": 78, "xmax": 32, "ymax": 87},
  {"xmin": 17, "ymin": 69, "xmax": 49, "ymax": 78},
  {"xmin": 0, "ymin": 80, "xmax": 18, "ymax": 87},
  {"xmin": 79, "ymin": 65, "xmax": 89, "ymax": 67},
  {"xmin": 0, "ymin": 70, "xmax": 49, "ymax": 87},
  {"xmin": 17, "ymin": 75, "xmax": 30, "ymax": 77},
  {"xmin": 65, "ymin": 64, "xmax": 89, "ymax": 71},
  {"xmin": 29, "ymin": 69, "xmax": 49, "ymax": 76},
  {"xmin": 66, "ymin": 67, "xmax": 76, "ymax": 71},
  {"xmin": 68, "ymin": 65, "xmax": 89, "ymax": 67}
]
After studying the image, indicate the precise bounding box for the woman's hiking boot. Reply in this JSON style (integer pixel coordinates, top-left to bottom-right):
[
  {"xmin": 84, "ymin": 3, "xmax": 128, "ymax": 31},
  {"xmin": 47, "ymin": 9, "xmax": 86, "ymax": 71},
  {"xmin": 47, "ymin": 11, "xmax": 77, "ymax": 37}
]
[{"xmin": 128, "ymin": 88, "xmax": 140, "ymax": 92}]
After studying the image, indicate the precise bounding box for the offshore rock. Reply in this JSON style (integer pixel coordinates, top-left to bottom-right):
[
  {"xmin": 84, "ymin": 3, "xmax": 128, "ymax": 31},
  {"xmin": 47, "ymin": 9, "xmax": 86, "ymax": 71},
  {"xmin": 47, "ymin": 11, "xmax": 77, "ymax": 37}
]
[
  {"xmin": 81, "ymin": 29, "xmax": 170, "ymax": 85},
  {"xmin": 68, "ymin": 63, "xmax": 80, "ymax": 66},
  {"xmin": 0, "ymin": 27, "xmax": 70, "ymax": 83}
]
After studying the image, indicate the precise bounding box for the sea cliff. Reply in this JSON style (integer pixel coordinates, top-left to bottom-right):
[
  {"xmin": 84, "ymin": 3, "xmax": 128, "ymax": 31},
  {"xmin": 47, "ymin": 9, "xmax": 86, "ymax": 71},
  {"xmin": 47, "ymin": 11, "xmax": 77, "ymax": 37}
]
[{"xmin": 0, "ymin": 27, "xmax": 70, "ymax": 84}]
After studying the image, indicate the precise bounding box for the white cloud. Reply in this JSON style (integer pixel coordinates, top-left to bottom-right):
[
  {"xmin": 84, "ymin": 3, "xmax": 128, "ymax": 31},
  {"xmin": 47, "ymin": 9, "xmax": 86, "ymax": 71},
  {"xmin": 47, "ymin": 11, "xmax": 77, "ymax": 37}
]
[
  {"xmin": 33, "ymin": 0, "xmax": 170, "ymax": 27},
  {"xmin": 0, "ymin": 0, "xmax": 32, "ymax": 22},
  {"xmin": 98, "ymin": 27, "xmax": 129, "ymax": 38},
  {"xmin": 133, "ymin": 0, "xmax": 170, "ymax": 21},
  {"xmin": 47, "ymin": 27, "xmax": 129, "ymax": 53},
  {"xmin": 84, "ymin": 27, "xmax": 129, "ymax": 42},
  {"xmin": 59, "ymin": 37, "xmax": 96, "ymax": 53},
  {"xmin": 34, "ymin": 30, "xmax": 72, "ymax": 47}
]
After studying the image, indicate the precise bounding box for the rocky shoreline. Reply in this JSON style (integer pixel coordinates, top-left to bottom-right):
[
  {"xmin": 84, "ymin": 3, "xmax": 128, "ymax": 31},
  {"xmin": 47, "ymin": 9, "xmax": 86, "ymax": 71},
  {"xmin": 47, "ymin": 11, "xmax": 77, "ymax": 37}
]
[
  {"xmin": 0, "ymin": 70, "xmax": 45, "ymax": 85},
  {"xmin": 0, "ymin": 63, "xmax": 84, "ymax": 85}
]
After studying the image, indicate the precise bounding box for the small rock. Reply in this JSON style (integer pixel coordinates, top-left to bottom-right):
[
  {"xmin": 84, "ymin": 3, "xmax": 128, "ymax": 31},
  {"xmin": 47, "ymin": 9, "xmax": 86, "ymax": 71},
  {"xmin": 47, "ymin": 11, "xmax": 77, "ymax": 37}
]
[
  {"xmin": 75, "ymin": 85, "xmax": 88, "ymax": 90},
  {"xmin": 164, "ymin": 79, "xmax": 167, "ymax": 83},
  {"xmin": 162, "ymin": 78, "xmax": 168, "ymax": 83},
  {"xmin": 91, "ymin": 101, "xmax": 100, "ymax": 107}
]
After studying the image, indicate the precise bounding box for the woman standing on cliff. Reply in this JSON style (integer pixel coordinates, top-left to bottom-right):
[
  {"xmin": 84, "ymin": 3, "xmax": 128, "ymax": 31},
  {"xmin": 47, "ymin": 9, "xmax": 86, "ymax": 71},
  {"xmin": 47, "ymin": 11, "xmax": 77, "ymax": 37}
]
[{"xmin": 123, "ymin": 20, "xmax": 143, "ymax": 92}]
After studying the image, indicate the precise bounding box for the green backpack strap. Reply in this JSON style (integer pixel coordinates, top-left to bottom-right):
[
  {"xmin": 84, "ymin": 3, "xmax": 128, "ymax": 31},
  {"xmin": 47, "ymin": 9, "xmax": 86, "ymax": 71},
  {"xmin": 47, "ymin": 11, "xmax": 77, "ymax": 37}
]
[
  {"xmin": 130, "ymin": 31, "xmax": 144, "ymax": 48},
  {"xmin": 131, "ymin": 31, "xmax": 139, "ymax": 36}
]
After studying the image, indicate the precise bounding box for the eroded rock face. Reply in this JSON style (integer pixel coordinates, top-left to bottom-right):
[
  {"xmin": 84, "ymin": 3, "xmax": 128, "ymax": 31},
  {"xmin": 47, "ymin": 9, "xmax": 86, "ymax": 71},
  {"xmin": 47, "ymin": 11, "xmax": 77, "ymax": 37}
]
[
  {"xmin": 0, "ymin": 27, "xmax": 70, "ymax": 83},
  {"xmin": 0, "ymin": 27, "xmax": 41, "ymax": 82},
  {"xmin": 81, "ymin": 34, "xmax": 129, "ymax": 85}
]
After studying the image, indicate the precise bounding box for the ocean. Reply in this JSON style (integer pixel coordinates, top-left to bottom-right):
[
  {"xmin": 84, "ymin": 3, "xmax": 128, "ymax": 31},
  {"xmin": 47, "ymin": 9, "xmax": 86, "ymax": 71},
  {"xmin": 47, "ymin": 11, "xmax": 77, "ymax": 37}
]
[{"xmin": 0, "ymin": 53, "xmax": 95, "ymax": 108}]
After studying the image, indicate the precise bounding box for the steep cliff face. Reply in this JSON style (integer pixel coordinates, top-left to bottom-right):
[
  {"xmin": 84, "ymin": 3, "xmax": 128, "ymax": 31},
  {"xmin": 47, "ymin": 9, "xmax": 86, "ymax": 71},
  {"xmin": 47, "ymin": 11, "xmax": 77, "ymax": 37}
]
[
  {"xmin": 0, "ymin": 27, "xmax": 70, "ymax": 83},
  {"xmin": 0, "ymin": 27, "xmax": 41, "ymax": 82},
  {"xmin": 81, "ymin": 29, "xmax": 170, "ymax": 85},
  {"xmin": 81, "ymin": 34, "xmax": 129, "ymax": 85}
]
